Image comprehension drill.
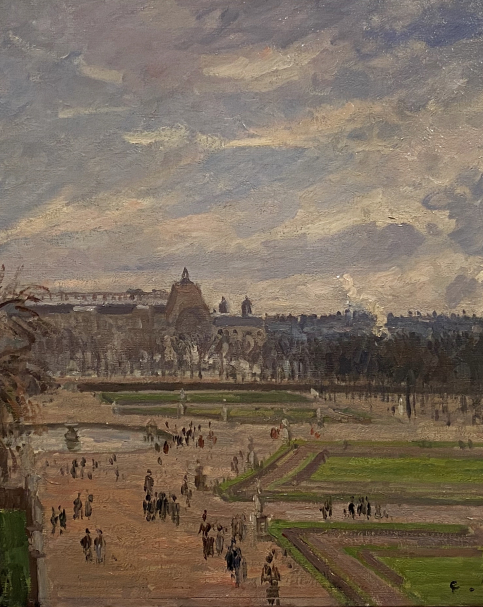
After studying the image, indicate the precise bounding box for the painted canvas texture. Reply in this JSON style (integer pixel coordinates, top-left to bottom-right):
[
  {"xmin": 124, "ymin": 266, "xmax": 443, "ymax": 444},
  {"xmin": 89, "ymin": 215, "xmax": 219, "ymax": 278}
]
[{"xmin": 1, "ymin": 1, "xmax": 483, "ymax": 606}]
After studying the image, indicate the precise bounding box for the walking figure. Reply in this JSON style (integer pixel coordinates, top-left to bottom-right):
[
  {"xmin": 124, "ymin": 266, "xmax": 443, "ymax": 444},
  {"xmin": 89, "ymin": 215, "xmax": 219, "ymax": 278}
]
[
  {"xmin": 261, "ymin": 553, "xmax": 281, "ymax": 605},
  {"xmin": 73, "ymin": 493, "xmax": 83, "ymax": 520},
  {"xmin": 58, "ymin": 506, "xmax": 67, "ymax": 534},
  {"xmin": 216, "ymin": 525, "xmax": 225, "ymax": 556},
  {"xmin": 50, "ymin": 507, "xmax": 58, "ymax": 535},
  {"xmin": 94, "ymin": 530, "xmax": 106, "ymax": 564},
  {"xmin": 144, "ymin": 469, "xmax": 154, "ymax": 496},
  {"xmin": 80, "ymin": 529, "xmax": 93, "ymax": 562},
  {"xmin": 85, "ymin": 494, "xmax": 93, "ymax": 520}
]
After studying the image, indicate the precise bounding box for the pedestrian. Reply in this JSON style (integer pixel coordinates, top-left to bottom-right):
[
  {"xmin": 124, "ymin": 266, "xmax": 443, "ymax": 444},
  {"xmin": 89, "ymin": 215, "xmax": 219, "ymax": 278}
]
[
  {"xmin": 80, "ymin": 529, "xmax": 92, "ymax": 562},
  {"xmin": 216, "ymin": 525, "xmax": 225, "ymax": 556},
  {"xmin": 367, "ymin": 501, "xmax": 371, "ymax": 519},
  {"xmin": 348, "ymin": 498, "xmax": 355, "ymax": 519},
  {"xmin": 159, "ymin": 492, "xmax": 168, "ymax": 521},
  {"xmin": 115, "ymin": 467, "xmax": 119, "ymax": 482},
  {"xmin": 233, "ymin": 546, "xmax": 243, "ymax": 587},
  {"xmin": 207, "ymin": 535, "xmax": 215, "ymax": 558},
  {"xmin": 59, "ymin": 506, "xmax": 67, "ymax": 534},
  {"xmin": 225, "ymin": 539, "xmax": 237, "ymax": 583},
  {"xmin": 148, "ymin": 494, "xmax": 156, "ymax": 520},
  {"xmin": 145, "ymin": 494, "xmax": 153, "ymax": 521},
  {"xmin": 50, "ymin": 507, "xmax": 58, "ymax": 535},
  {"xmin": 199, "ymin": 521, "xmax": 211, "ymax": 542},
  {"xmin": 261, "ymin": 553, "xmax": 281, "ymax": 605},
  {"xmin": 73, "ymin": 493, "xmax": 83, "ymax": 520},
  {"xmin": 171, "ymin": 495, "xmax": 180, "ymax": 526},
  {"xmin": 144, "ymin": 469, "xmax": 154, "ymax": 496},
  {"xmin": 94, "ymin": 530, "xmax": 105, "ymax": 564},
  {"xmin": 85, "ymin": 494, "xmax": 93, "ymax": 520}
]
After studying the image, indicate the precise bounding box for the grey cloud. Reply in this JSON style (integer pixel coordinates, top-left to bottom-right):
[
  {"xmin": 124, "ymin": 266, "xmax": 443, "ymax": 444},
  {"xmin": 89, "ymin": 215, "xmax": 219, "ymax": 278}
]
[
  {"xmin": 422, "ymin": 173, "xmax": 483, "ymax": 256},
  {"xmin": 128, "ymin": 222, "xmax": 425, "ymax": 282}
]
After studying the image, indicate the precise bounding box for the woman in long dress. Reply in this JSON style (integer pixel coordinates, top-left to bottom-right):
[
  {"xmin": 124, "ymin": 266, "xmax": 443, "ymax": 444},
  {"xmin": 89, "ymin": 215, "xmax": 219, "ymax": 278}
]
[{"xmin": 94, "ymin": 530, "xmax": 105, "ymax": 563}]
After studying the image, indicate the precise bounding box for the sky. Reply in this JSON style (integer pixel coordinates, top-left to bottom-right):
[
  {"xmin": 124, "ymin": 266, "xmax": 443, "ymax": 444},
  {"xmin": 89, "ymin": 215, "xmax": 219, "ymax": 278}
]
[{"xmin": 2, "ymin": 0, "xmax": 483, "ymax": 317}]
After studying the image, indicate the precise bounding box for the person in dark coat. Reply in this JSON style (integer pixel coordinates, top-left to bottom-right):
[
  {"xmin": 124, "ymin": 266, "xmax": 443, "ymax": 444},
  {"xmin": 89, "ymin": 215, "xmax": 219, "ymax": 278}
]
[
  {"xmin": 94, "ymin": 529, "xmax": 105, "ymax": 564},
  {"xmin": 145, "ymin": 494, "xmax": 153, "ymax": 521},
  {"xmin": 158, "ymin": 492, "xmax": 167, "ymax": 520},
  {"xmin": 50, "ymin": 507, "xmax": 58, "ymax": 535},
  {"xmin": 216, "ymin": 525, "xmax": 225, "ymax": 556},
  {"xmin": 58, "ymin": 506, "xmax": 67, "ymax": 534},
  {"xmin": 80, "ymin": 529, "xmax": 92, "ymax": 562},
  {"xmin": 144, "ymin": 470, "xmax": 154, "ymax": 496},
  {"xmin": 148, "ymin": 494, "xmax": 156, "ymax": 520},
  {"xmin": 73, "ymin": 493, "xmax": 83, "ymax": 520}
]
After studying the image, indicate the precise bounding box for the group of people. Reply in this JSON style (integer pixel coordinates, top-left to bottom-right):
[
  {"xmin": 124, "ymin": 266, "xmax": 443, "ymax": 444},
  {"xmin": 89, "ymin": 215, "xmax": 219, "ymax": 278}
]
[
  {"xmin": 160, "ymin": 421, "xmax": 218, "ymax": 453},
  {"xmin": 225, "ymin": 538, "xmax": 247, "ymax": 587},
  {"xmin": 80, "ymin": 528, "xmax": 106, "ymax": 564},
  {"xmin": 198, "ymin": 510, "xmax": 228, "ymax": 560},
  {"xmin": 65, "ymin": 457, "xmax": 96, "ymax": 480},
  {"xmin": 73, "ymin": 491, "xmax": 94, "ymax": 520},
  {"xmin": 345, "ymin": 496, "xmax": 387, "ymax": 519},
  {"xmin": 50, "ymin": 506, "xmax": 67, "ymax": 535},
  {"xmin": 261, "ymin": 550, "xmax": 281, "ymax": 606},
  {"xmin": 197, "ymin": 508, "xmax": 250, "ymax": 589},
  {"xmin": 142, "ymin": 469, "xmax": 180, "ymax": 525},
  {"xmin": 231, "ymin": 514, "xmax": 247, "ymax": 542},
  {"xmin": 60, "ymin": 455, "xmax": 119, "ymax": 482},
  {"xmin": 319, "ymin": 496, "xmax": 333, "ymax": 520}
]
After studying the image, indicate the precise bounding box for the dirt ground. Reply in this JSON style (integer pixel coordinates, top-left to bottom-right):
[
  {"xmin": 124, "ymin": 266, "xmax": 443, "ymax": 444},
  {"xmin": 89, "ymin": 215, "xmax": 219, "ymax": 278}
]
[
  {"xmin": 35, "ymin": 392, "xmax": 335, "ymax": 607},
  {"xmin": 32, "ymin": 389, "xmax": 483, "ymax": 606}
]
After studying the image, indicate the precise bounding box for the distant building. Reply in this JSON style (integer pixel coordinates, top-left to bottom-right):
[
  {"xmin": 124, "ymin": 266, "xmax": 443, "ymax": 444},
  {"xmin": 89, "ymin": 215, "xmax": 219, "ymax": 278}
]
[{"xmin": 165, "ymin": 268, "xmax": 211, "ymax": 334}]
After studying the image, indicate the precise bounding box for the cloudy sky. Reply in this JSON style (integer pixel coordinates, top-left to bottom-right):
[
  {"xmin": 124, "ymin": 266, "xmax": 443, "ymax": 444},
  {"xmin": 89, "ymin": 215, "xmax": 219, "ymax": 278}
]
[{"xmin": 2, "ymin": 0, "xmax": 483, "ymax": 317}]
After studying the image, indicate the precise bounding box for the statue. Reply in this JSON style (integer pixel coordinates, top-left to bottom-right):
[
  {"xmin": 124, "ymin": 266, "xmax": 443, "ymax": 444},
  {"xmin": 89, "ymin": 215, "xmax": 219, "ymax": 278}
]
[
  {"xmin": 280, "ymin": 419, "xmax": 291, "ymax": 444},
  {"xmin": 241, "ymin": 296, "xmax": 252, "ymax": 317},
  {"xmin": 219, "ymin": 296, "xmax": 228, "ymax": 314},
  {"xmin": 180, "ymin": 267, "xmax": 192, "ymax": 284},
  {"xmin": 254, "ymin": 492, "xmax": 263, "ymax": 516},
  {"xmin": 316, "ymin": 407, "xmax": 324, "ymax": 427},
  {"xmin": 64, "ymin": 425, "xmax": 80, "ymax": 451}
]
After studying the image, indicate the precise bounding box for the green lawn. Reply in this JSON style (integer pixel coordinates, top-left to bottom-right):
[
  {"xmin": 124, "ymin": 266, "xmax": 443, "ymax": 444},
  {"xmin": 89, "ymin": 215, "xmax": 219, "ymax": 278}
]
[
  {"xmin": 116, "ymin": 403, "xmax": 317, "ymax": 423},
  {"xmin": 0, "ymin": 510, "xmax": 30, "ymax": 607},
  {"xmin": 381, "ymin": 556, "xmax": 483, "ymax": 606},
  {"xmin": 311, "ymin": 456, "xmax": 483, "ymax": 484},
  {"xmin": 102, "ymin": 390, "xmax": 310, "ymax": 404}
]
